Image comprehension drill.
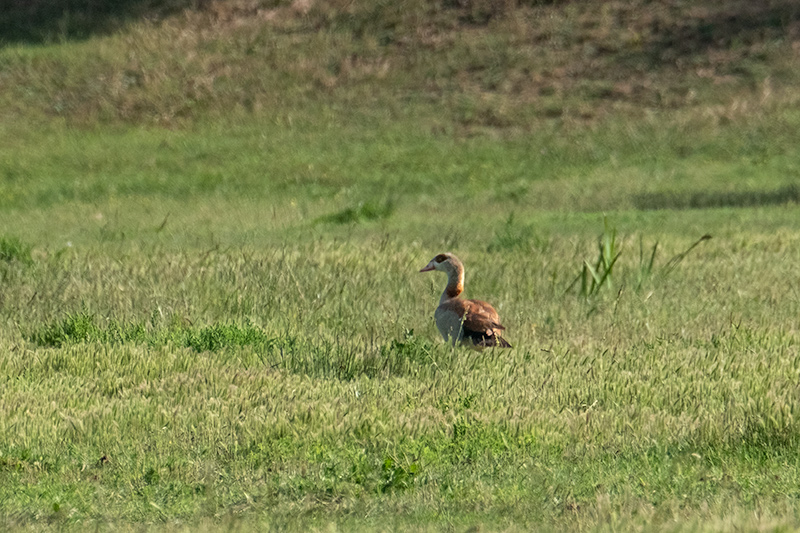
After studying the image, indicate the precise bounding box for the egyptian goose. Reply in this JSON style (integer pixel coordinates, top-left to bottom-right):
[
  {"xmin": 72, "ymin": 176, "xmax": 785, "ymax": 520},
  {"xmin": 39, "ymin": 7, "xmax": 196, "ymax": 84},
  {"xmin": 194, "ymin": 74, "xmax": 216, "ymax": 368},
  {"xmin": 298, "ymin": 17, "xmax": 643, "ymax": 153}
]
[{"xmin": 420, "ymin": 253, "xmax": 511, "ymax": 348}]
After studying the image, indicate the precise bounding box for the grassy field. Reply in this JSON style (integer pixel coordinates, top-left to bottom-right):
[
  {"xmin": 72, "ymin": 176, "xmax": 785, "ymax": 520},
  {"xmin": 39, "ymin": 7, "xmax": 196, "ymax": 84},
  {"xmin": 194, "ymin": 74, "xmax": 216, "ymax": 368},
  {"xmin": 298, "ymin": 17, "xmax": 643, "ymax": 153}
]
[{"xmin": 3, "ymin": 1, "xmax": 800, "ymax": 531}]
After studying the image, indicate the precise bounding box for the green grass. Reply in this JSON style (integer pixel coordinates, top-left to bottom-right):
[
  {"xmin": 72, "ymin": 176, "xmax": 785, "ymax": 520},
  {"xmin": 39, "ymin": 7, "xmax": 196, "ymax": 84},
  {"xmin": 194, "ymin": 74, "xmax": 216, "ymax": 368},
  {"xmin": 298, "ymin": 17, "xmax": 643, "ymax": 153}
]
[
  {"xmin": 0, "ymin": 236, "xmax": 34, "ymax": 266},
  {"xmin": 3, "ymin": 1, "xmax": 800, "ymax": 531},
  {"xmin": 4, "ymin": 205, "xmax": 800, "ymax": 531}
]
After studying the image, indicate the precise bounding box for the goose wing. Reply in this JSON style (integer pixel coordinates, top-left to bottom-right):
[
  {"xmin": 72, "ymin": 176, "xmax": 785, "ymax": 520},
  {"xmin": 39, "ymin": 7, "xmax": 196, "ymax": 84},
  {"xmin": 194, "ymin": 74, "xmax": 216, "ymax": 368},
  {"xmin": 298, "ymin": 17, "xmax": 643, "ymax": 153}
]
[{"xmin": 461, "ymin": 299, "xmax": 511, "ymax": 348}]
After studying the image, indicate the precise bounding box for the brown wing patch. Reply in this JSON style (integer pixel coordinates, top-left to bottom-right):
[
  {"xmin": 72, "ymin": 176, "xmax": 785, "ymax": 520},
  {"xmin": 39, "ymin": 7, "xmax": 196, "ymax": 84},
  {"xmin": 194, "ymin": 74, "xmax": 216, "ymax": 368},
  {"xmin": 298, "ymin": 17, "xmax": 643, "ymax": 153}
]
[
  {"xmin": 460, "ymin": 300, "xmax": 508, "ymax": 347},
  {"xmin": 464, "ymin": 299, "xmax": 503, "ymax": 328},
  {"xmin": 461, "ymin": 309, "xmax": 503, "ymax": 335}
]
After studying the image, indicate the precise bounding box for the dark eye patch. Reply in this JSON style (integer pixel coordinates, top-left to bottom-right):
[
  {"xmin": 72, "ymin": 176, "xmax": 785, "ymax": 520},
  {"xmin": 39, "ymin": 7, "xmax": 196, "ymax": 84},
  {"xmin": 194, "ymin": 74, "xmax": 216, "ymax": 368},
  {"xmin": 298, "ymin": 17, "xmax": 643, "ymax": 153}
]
[{"xmin": 434, "ymin": 254, "xmax": 448, "ymax": 263}]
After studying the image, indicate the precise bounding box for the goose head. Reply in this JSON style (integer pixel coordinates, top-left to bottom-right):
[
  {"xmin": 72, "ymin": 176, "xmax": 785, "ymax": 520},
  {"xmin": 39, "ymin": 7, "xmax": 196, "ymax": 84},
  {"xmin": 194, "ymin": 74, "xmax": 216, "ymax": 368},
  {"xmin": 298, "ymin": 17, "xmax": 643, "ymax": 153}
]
[{"xmin": 419, "ymin": 253, "xmax": 462, "ymax": 275}]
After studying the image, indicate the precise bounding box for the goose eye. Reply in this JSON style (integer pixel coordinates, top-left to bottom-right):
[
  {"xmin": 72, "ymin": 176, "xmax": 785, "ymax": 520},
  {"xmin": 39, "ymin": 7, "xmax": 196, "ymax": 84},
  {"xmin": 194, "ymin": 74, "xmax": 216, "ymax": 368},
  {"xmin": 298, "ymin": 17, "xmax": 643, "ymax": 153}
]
[{"xmin": 434, "ymin": 254, "xmax": 448, "ymax": 263}]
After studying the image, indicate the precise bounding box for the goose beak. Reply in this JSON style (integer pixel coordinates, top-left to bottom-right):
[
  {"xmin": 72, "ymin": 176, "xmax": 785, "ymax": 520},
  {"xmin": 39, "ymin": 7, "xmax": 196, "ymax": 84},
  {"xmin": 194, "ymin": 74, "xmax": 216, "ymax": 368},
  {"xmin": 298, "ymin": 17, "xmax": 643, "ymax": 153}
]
[{"xmin": 419, "ymin": 261, "xmax": 435, "ymax": 273}]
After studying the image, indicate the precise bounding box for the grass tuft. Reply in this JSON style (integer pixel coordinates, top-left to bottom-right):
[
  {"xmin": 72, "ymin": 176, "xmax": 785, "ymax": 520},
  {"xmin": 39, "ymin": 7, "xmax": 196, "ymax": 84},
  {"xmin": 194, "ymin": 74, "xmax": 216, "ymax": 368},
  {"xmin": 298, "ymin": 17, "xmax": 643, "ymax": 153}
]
[
  {"xmin": 380, "ymin": 456, "xmax": 419, "ymax": 494},
  {"xmin": 487, "ymin": 213, "xmax": 547, "ymax": 252},
  {"xmin": 29, "ymin": 312, "xmax": 103, "ymax": 347},
  {"xmin": 380, "ymin": 329, "xmax": 433, "ymax": 366},
  {"xmin": 568, "ymin": 217, "xmax": 621, "ymax": 298},
  {"xmin": 0, "ymin": 236, "xmax": 33, "ymax": 266},
  {"xmin": 180, "ymin": 322, "xmax": 276, "ymax": 353},
  {"xmin": 28, "ymin": 313, "xmax": 275, "ymax": 353}
]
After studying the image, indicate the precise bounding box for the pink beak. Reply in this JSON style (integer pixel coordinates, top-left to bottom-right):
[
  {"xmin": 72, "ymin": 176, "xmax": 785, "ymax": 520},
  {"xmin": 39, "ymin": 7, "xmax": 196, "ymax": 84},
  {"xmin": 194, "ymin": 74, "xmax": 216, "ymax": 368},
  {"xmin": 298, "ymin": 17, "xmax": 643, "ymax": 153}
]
[{"xmin": 419, "ymin": 262, "xmax": 435, "ymax": 272}]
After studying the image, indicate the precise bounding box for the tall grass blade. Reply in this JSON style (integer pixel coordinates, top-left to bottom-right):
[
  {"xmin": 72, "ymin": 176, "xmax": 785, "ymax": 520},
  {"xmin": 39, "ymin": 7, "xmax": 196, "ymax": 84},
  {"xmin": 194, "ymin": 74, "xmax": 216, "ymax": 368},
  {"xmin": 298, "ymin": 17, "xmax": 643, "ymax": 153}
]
[{"xmin": 663, "ymin": 234, "xmax": 712, "ymax": 275}]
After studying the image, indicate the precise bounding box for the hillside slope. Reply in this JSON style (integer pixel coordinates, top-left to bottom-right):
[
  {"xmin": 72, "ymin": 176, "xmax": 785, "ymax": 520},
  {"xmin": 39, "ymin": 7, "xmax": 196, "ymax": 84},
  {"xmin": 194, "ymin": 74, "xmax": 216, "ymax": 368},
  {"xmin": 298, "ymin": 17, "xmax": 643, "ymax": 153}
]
[{"xmin": 2, "ymin": 0, "xmax": 799, "ymax": 129}]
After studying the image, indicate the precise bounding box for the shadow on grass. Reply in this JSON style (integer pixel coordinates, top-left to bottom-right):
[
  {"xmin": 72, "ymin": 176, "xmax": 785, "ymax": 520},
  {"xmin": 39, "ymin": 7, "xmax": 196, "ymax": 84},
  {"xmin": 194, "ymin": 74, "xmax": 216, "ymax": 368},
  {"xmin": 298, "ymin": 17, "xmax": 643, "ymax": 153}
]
[
  {"xmin": 627, "ymin": 1, "xmax": 800, "ymax": 68},
  {"xmin": 633, "ymin": 185, "xmax": 800, "ymax": 210},
  {"xmin": 10, "ymin": 0, "xmax": 798, "ymax": 48},
  {"xmin": 314, "ymin": 200, "xmax": 395, "ymax": 225},
  {"xmin": 0, "ymin": 0, "xmax": 205, "ymax": 45},
  {"xmin": 661, "ymin": 2, "xmax": 798, "ymax": 51}
]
